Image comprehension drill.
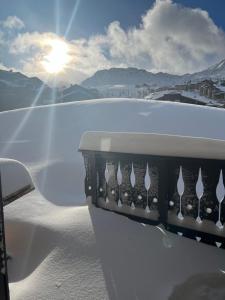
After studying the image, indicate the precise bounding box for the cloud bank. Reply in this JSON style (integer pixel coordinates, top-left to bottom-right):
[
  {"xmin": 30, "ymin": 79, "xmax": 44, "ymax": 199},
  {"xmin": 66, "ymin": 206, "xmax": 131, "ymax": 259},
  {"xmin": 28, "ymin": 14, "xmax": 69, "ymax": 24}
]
[{"xmin": 2, "ymin": 0, "xmax": 225, "ymax": 84}]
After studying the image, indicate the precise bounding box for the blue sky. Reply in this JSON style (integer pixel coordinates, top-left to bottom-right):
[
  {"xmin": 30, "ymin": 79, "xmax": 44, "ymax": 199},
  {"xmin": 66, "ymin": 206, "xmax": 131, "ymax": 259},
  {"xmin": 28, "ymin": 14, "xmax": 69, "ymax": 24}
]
[
  {"xmin": 1, "ymin": 0, "xmax": 225, "ymax": 39},
  {"xmin": 1, "ymin": 0, "xmax": 225, "ymax": 84}
]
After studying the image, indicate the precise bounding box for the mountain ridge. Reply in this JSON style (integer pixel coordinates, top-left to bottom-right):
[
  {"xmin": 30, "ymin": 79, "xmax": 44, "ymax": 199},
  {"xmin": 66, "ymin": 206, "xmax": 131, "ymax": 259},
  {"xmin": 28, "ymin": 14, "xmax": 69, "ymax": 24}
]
[
  {"xmin": 1, "ymin": 58, "xmax": 225, "ymax": 111},
  {"xmin": 81, "ymin": 59, "xmax": 225, "ymax": 88},
  {"xmin": 0, "ymin": 70, "xmax": 100, "ymax": 111}
]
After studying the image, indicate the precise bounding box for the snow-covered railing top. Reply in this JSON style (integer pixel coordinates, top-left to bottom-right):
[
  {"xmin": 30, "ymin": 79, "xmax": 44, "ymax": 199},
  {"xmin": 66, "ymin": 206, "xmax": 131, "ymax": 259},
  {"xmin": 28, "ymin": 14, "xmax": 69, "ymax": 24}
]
[
  {"xmin": 80, "ymin": 131, "xmax": 225, "ymax": 249},
  {"xmin": 0, "ymin": 159, "xmax": 34, "ymax": 300},
  {"xmin": 0, "ymin": 159, "xmax": 34, "ymax": 206},
  {"xmin": 79, "ymin": 131, "xmax": 225, "ymax": 160}
]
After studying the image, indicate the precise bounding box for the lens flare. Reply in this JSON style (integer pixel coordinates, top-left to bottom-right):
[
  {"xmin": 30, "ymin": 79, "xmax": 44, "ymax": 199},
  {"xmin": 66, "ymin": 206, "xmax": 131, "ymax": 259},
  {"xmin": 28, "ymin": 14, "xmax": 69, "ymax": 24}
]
[{"xmin": 42, "ymin": 39, "xmax": 70, "ymax": 74}]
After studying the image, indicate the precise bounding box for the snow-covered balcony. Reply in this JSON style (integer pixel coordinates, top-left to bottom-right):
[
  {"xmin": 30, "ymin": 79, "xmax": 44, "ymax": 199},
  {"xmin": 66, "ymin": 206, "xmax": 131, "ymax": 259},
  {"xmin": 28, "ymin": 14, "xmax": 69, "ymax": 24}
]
[{"xmin": 1, "ymin": 99, "xmax": 225, "ymax": 299}]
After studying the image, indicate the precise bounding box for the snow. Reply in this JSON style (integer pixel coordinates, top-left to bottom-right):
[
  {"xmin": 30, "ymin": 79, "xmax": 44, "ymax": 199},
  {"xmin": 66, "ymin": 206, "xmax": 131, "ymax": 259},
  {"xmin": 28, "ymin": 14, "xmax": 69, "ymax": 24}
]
[
  {"xmin": 146, "ymin": 89, "xmax": 222, "ymax": 106},
  {"xmin": 215, "ymin": 60, "xmax": 225, "ymax": 70},
  {"xmin": 0, "ymin": 99, "xmax": 225, "ymax": 299},
  {"xmin": 0, "ymin": 158, "xmax": 34, "ymax": 204},
  {"xmin": 79, "ymin": 131, "xmax": 225, "ymax": 160},
  {"xmin": 81, "ymin": 59, "xmax": 225, "ymax": 93},
  {"xmin": 216, "ymin": 84, "xmax": 225, "ymax": 93},
  {"xmin": 0, "ymin": 79, "xmax": 19, "ymax": 88},
  {"xmin": 96, "ymin": 84, "xmax": 139, "ymax": 98},
  {"xmin": 146, "ymin": 90, "xmax": 177, "ymax": 100},
  {"xmin": 81, "ymin": 68, "xmax": 181, "ymax": 88},
  {"xmin": 181, "ymin": 90, "xmax": 223, "ymax": 106},
  {"xmin": 191, "ymin": 59, "xmax": 225, "ymax": 81}
]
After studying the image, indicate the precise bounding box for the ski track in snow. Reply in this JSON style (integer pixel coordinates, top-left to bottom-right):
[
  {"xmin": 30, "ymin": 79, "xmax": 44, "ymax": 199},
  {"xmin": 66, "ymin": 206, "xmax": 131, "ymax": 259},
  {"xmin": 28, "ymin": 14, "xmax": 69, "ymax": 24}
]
[{"xmin": 1, "ymin": 99, "xmax": 225, "ymax": 299}]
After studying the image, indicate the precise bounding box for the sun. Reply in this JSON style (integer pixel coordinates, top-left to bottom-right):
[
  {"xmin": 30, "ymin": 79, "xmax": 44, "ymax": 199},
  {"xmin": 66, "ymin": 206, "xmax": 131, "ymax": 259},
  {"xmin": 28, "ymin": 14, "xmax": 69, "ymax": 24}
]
[{"xmin": 42, "ymin": 39, "xmax": 70, "ymax": 74}]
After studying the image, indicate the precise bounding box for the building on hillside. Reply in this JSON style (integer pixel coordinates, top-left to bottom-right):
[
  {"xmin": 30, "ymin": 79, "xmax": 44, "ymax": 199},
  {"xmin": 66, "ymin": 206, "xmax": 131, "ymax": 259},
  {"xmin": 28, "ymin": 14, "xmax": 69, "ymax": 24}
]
[
  {"xmin": 155, "ymin": 93, "xmax": 206, "ymax": 106},
  {"xmin": 135, "ymin": 83, "xmax": 153, "ymax": 98}
]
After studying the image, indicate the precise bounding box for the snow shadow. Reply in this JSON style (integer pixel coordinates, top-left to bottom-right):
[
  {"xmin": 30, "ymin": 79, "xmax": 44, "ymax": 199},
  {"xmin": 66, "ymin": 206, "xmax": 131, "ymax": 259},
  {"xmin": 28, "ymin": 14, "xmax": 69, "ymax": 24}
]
[
  {"xmin": 6, "ymin": 220, "xmax": 58, "ymax": 282},
  {"xmin": 88, "ymin": 202, "xmax": 225, "ymax": 300},
  {"xmin": 35, "ymin": 160, "xmax": 85, "ymax": 206}
]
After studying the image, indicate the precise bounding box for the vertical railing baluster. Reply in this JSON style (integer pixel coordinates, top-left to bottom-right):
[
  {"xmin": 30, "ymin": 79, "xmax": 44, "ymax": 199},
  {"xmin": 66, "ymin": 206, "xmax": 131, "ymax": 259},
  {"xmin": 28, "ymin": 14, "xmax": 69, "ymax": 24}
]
[
  {"xmin": 177, "ymin": 166, "xmax": 184, "ymax": 220},
  {"xmin": 89, "ymin": 153, "xmax": 98, "ymax": 205},
  {"xmin": 200, "ymin": 164, "xmax": 220, "ymax": 224},
  {"xmin": 106, "ymin": 158, "xmax": 118, "ymax": 204},
  {"xmin": 117, "ymin": 162, "xmax": 123, "ymax": 207},
  {"xmin": 148, "ymin": 164, "xmax": 159, "ymax": 212},
  {"xmin": 0, "ymin": 172, "xmax": 10, "ymax": 300},
  {"xmin": 144, "ymin": 163, "xmax": 151, "ymax": 213},
  {"xmin": 180, "ymin": 164, "xmax": 199, "ymax": 219},
  {"xmin": 84, "ymin": 154, "xmax": 92, "ymax": 197},
  {"xmin": 104, "ymin": 162, "xmax": 110, "ymax": 203},
  {"xmin": 96, "ymin": 155, "xmax": 106, "ymax": 200},
  {"xmin": 130, "ymin": 162, "xmax": 136, "ymax": 209},
  {"xmin": 132, "ymin": 160, "xmax": 146, "ymax": 209},
  {"xmin": 120, "ymin": 158, "xmax": 132, "ymax": 207},
  {"xmin": 158, "ymin": 159, "xmax": 169, "ymax": 224},
  {"xmin": 216, "ymin": 169, "xmax": 225, "ymax": 229},
  {"xmin": 196, "ymin": 168, "xmax": 204, "ymax": 223}
]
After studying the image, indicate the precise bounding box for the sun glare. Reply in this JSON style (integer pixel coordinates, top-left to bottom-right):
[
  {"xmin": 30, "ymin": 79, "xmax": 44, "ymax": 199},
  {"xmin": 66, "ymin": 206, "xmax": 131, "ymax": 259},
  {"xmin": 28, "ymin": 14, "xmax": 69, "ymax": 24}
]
[{"xmin": 42, "ymin": 39, "xmax": 70, "ymax": 74}]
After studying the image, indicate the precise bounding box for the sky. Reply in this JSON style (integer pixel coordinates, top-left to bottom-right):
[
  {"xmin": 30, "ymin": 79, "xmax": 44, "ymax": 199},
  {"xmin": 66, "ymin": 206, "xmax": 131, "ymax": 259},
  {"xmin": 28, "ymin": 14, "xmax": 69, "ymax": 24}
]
[{"xmin": 0, "ymin": 0, "xmax": 225, "ymax": 85}]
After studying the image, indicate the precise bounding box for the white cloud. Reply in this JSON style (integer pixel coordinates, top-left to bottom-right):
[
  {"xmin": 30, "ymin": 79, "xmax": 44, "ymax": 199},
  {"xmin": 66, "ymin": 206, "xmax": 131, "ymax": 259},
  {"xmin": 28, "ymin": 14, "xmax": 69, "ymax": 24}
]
[
  {"xmin": 10, "ymin": 31, "xmax": 59, "ymax": 54},
  {"xmin": 7, "ymin": 0, "xmax": 225, "ymax": 84},
  {"xmin": 2, "ymin": 16, "xmax": 25, "ymax": 30},
  {"xmin": 9, "ymin": 32, "xmax": 85, "ymax": 84},
  {"xmin": 100, "ymin": 0, "xmax": 225, "ymax": 74}
]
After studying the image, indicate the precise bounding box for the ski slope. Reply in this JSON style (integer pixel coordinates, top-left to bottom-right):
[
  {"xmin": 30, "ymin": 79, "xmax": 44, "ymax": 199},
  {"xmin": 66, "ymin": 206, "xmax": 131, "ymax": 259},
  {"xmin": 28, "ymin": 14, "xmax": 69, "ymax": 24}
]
[{"xmin": 1, "ymin": 99, "xmax": 225, "ymax": 299}]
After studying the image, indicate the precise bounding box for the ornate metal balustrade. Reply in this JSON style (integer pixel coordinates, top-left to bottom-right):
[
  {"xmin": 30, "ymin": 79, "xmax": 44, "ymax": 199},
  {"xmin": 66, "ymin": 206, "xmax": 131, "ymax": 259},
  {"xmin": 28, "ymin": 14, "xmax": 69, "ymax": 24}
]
[
  {"xmin": 0, "ymin": 173, "xmax": 10, "ymax": 300},
  {"xmin": 80, "ymin": 132, "xmax": 225, "ymax": 249}
]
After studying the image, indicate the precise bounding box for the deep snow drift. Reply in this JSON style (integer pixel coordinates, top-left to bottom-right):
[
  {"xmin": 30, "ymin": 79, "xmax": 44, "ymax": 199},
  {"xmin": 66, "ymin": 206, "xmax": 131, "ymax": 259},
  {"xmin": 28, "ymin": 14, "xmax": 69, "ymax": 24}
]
[{"xmin": 1, "ymin": 99, "xmax": 225, "ymax": 300}]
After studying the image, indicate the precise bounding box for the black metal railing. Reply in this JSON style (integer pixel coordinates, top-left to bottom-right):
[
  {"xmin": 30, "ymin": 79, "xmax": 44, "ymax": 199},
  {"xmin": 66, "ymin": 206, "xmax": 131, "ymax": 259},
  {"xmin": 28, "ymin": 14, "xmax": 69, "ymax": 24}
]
[
  {"xmin": 81, "ymin": 150, "xmax": 225, "ymax": 248},
  {"xmin": 0, "ymin": 173, "xmax": 10, "ymax": 300}
]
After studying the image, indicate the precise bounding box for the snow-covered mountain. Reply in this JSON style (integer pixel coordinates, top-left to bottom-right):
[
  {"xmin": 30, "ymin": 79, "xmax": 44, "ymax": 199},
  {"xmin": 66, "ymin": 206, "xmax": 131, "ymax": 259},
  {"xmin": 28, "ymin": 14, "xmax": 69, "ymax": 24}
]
[
  {"xmin": 82, "ymin": 59, "xmax": 225, "ymax": 88},
  {"xmin": 190, "ymin": 59, "xmax": 225, "ymax": 81},
  {"xmin": 0, "ymin": 70, "xmax": 43, "ymax": 88},
  {"xmin": 0, "ymin": 70, "xmax": 100, "ymax": 111},
  {"xmin": 0, "ymin": 70, "xmax": 52, "ymax": 111},
  {"xmin": 82, "ymin": 67, "xmax": 182, "ymax": 88},
  {"xmin": 1, "ymin": 58, "xmax": 225, "ymax": 112},
  {"xmin": 60, "ymin": 84, "xmax": 100, "ymax": 102}
]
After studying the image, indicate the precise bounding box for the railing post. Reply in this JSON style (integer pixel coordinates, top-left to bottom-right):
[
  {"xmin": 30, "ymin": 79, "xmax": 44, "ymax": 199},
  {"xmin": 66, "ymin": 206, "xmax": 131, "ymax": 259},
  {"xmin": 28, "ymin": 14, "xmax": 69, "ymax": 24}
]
[
  {"xmin": 89, "ymin": 153, "xmax": 98, "ymax": 206},
  {"xmin": 158, "ymin": 159, "xmax": 169, "ymax": 225},
  {"xmin": 0, "ymin": 172, "xmax": 10, "ymax": 300}
]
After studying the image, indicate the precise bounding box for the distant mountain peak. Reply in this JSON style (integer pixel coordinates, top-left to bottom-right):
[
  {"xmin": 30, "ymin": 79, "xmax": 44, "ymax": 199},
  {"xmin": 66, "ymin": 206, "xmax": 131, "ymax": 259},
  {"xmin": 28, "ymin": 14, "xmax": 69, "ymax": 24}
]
[
  {"xmin": 82, "ymin": 58, "xmax": 225, "ymax": 88},
  {"xmin": 191, "ymin": 58, "xmax": 225, "ymax": 80},
  {"xmin": 210, "ymin": 59, "xmax": 225, "ymax": 71},
  {"xmin": 82, "ymin": 67, "xmax": 181, "ymax": 88}
]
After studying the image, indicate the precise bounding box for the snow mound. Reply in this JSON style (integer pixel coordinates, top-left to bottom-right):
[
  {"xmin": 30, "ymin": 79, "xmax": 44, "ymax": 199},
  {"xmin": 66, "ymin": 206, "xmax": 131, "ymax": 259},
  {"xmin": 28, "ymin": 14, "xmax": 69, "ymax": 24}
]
[{"xmin": 0, "ymin": 158, "xmax": 34, "ymax": 205}]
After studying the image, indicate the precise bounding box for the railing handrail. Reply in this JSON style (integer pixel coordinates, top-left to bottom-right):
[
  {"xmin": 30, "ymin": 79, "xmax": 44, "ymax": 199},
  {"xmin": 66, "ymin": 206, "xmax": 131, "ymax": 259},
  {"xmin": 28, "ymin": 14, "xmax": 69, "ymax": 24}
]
[{"xmin": 79, "ymin": 131, "xmax": 225, "ymax": 160}]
